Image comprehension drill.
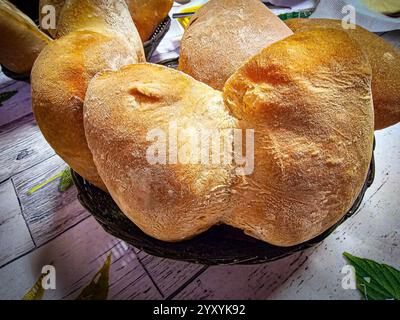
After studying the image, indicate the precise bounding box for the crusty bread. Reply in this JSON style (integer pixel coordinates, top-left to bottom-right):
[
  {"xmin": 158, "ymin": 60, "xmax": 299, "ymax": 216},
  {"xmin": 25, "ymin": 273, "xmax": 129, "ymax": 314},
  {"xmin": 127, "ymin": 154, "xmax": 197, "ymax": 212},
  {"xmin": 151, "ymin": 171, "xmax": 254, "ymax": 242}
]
[
  {"xmin": 84, "ymin": 29, "xmax": 374, "ymax": 246},
  {"xmin": 56, "ymin": 0, "xmax": 145, "ymax": 62},
  {"xmin": 31, "ymin": 31, "xmax": 137, "ymax": 190},
  {"xmin": 40, "ymin": 0, "xmax": 172, "ymax": 43},
  {"xmin": 285, "ymin": 18, "xmax": 400, "ymax": 130},
  {"xmin": 32, "ymin": 0, "xmax": 144, "ymax": 190},
  {"xmin": 223, "ymin": 29, "xmax": 374, "ymax": 246},
  {"xmin": 39, "ymin": 0, "xmax": 65, "ymax": 38},
  {"xmin": 84, "ymin": 63, "xmax": 238, "ymax": 241},
  {"xmin": 0, "ymin": 0, "xmax": 51, "ymax": 75},
  {"xmin": 126, "ymin": 0, "xmax": 173, "ymax": 41},
  {"xmin": 178, "ymin": 0, "xmax": 293, "ymax": 90}
]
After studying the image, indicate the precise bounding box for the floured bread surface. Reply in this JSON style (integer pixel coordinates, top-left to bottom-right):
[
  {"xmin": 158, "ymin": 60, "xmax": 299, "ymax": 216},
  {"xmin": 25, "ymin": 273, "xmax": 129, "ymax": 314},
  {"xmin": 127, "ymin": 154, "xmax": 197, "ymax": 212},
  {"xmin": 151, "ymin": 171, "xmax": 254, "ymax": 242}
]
[
  {"xmin": 178, "ymin": 0, "xmax": 293, "ymax": 90},
  {"xmin": 223, "ymin": 29, "xmax": 374, "ymax": 246},
  {"xmin": 31, "ymin": 31, "xmax": 137, "ymax": 190},
  {"xmin": 82, "ymin": 28, "xmax": 374, "ymax": 247},
  {"xmin": 56, "ymin": 0, "xmax": 145, "ymax": 62},
  {"xmin": 84, "ymin": 63, "xmax": 238, "ymax": 241},
  {"xmin": 286, "ymin": 18, "xmax": 400, "ymax": 130}
]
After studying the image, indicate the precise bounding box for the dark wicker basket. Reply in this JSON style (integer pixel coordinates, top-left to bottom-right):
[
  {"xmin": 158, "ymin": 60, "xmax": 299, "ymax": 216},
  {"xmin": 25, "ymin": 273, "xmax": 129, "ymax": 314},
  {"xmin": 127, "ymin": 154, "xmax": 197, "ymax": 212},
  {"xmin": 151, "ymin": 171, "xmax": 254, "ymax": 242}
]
[
  {"xmin": 72, "ymin": 59, "xmax": 376, "ymax": 266},
  {"xmin": 73, "ymin": 140, "xmax": 375, "ymax": 265}
]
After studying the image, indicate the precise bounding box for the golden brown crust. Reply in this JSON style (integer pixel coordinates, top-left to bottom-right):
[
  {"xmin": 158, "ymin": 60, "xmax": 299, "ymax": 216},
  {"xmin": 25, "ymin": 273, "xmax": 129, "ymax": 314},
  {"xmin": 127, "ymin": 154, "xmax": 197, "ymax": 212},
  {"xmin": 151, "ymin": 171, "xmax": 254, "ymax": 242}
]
[
  {"xmin": 223, "ymin": 29, "xmax": 374, "ymax": 246},
  {"xmin": 285, "ymin": 18, "xmax": 400, "ymax": 130},
  {"xmin": 126, "ymin": 0, "xmax": 173, "ymax": 42},
  {"xmin": 31, "ymin": 31, "xmax": 137, "ymax": 190},
  {"xmin": 178, "ymin": 0, "xmax": 293, "ymax": 90},
  {"xmin": 56, "ymin": 0, "xmax": 145, "ymax": 62},
  {"xmin": 30, "ymin": 4, "xmax": 376, "ymax": 247},
  {"xmin": 0, "ymin": 0, "xmax": 51, "ymax": 75},
  {"xmin": 84, "ymin": 29, "xmax": 374, "ymax": 247},
  {"xmin": 40, "ymin": 0, "xmax": 173, "ymax": 43},
  {"xmin": 84, "ymin": 63, "xmax": 238, "ymax": 241}
]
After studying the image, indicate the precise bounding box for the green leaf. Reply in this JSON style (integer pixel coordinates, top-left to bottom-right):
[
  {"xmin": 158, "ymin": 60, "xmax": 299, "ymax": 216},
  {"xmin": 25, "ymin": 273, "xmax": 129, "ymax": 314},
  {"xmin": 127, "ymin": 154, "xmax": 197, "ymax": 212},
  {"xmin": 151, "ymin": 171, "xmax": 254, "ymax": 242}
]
[
  {"xmin": 27, "ymin": 167, "xmax": 73, "ymax": 195},
  {"xmin": 22, "ymin": 273, "xmax": 46, "ymax": 300},
  {"xmin": 0, "ymin": 90, "xmax": 18, "ymax": 107},
  {"xmin": 27, "ymin": 172, "xmax": 63, "ymax": 195},
  {"xmin": 76, "ymin": 253, "xmax": 112, "ymax": 300},
  {"xmin": 278, "ymin": 9, "xmax": 313, "ymax": 21},
  {"xmin": 343, "ymin": 252, "xmax": 400, "ymax": 300},
  {"xmin": 58, "ymin": 168, "xmax": 73, "ymax": 192}
]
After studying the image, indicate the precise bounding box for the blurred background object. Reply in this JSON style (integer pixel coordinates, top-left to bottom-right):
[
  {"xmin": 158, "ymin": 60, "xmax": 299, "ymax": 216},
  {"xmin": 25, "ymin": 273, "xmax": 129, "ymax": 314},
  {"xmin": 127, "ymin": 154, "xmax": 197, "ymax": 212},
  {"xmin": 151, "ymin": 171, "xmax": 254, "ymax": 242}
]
[
  {"xmin": 362, "ymin": 0, "xmax": 400, "ymax": 15},
  {"xmin": 312, "ymin": 0, "xmax": 400, "ymax": 32}
]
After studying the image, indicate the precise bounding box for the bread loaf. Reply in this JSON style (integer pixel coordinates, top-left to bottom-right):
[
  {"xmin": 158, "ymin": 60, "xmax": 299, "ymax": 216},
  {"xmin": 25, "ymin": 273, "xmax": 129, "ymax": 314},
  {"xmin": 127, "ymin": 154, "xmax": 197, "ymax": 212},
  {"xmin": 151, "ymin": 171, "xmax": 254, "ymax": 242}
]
[
  {"xmin": 178, "ymin": 0, "xmax": 293, "ymax": 90},
  {"xmin": 31, "ymin": 0, "xmax": 143, "ymax": 190},
  {"xmin": 285, "ymin": 18, "xmax": 400, "ymax": 130},
  {"xmin": 223, "ymin": 29, "xmax": 374, "ymax": 246},
  {"xmin": 39, "ymin": 0, "xmax": 173, "ymax": 43},
  {"xmin": 0, "ymin": 0, "xmax": 51, "ymax": 75},
  {"xmin": 126, "ymin": 0, "xmax": 173, "ymax": 41},
  {"xmin": 84, "ymin": 29, "xmax": 374, "ymax": 246},
  {"xmin": 56, "ymin": 0, "xmax": 145, "ymax": 61},
  {"xmin": 84, "ymin": 63, "xmax": 237, "ymax": 241}
]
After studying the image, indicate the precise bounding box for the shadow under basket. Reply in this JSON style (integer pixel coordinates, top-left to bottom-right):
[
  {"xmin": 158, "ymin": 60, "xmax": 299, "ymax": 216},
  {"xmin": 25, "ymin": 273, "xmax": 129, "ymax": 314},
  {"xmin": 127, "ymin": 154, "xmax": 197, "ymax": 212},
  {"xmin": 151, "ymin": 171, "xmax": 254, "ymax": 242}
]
[{"xmin": 72, "ymin": 146, "xmax": 375, "ymax": 266}]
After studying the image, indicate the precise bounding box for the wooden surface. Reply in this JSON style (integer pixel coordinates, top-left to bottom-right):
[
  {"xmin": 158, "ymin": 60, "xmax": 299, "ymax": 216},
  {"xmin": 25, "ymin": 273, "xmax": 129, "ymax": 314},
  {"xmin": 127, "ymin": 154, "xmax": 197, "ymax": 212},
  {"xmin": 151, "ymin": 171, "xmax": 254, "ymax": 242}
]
[{"xmin": 0, "ymin": 13, "xmax": 399, "ymax": 299}]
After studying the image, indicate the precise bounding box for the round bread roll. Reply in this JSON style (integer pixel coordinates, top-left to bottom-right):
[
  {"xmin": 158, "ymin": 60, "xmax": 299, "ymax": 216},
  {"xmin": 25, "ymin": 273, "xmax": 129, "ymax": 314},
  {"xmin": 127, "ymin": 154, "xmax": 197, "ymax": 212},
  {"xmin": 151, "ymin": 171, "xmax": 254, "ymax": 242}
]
[
  {"xmin": 56, "ymin": 0, "xmax": 145, "ymax": 62},
  {"xmin": 84, "ymin": 29, "xmax": 374, "ymax": 246},
  {"xmin": 178, "ymin": 0, "xmax": 293, "ymax": 90},
  {"xmin": 31, "ymin": 31, "xmax": 138, "ymax": 190},
  {"xmin": 0, "ymin": 0, "xmax": 51, "ymax": 75},
  {"xmin": 39, "ymin": 0, "xmax": 173, "ymax": 43},
  {"xmin": 285, "ymin": 18, "xmax": 400, "ymax": 130},
  {"xmin": 126, "ymin": 0, "xmax": 173, "ymax": 42},
  {"xmin": 84, "ymin": 63, "xmax": 238, "ymax": 241},
  {"xmin": 32, "ymin": 0, "xmax": 144, "ymax": 190},
  {"xmin": 223, "ymin": 29, "xmax": 374, "ymax": 246}
]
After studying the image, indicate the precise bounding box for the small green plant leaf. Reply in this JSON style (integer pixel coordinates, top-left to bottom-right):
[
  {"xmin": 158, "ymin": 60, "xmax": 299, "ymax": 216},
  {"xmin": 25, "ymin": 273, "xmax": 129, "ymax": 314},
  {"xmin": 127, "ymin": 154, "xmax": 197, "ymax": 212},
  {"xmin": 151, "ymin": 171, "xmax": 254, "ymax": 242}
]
[
  {"xmin": 343, "ymin": 252, "xmax": 400, "ymax": 300},
  {"xmin": 22, "ymin": 273, "xmax": 46, "ymax": 300},
  {"xmin": 27, "ymin": 167, "xmax": 73, "ymax": 195},
  {"xmin": 76, "ymin": 253, "xmax": 112, "ymax": 300},
  {"xmin": 27, "ymin": 172, "xmax": 62, "ymax": 195},
  {"xmin": 58, "ymin": 168, "xmax": 73, "ymax": 192},
  {"xmin": 0, "ymin": 90, "xmax": 18, "ymax": 106}
]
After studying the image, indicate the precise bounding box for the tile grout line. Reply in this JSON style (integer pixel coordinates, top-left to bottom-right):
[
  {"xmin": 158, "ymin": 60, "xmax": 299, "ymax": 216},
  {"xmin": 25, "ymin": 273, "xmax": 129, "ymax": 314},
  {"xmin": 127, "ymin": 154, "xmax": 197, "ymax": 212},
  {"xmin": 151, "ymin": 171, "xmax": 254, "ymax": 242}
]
[
  {"xmin": 0, "ymin": 214, "xmax": 91, "ymax": 270},
  {"xmin": 0, "ymin": 112, "xmax": 34, "ymax": 133},
  {"xmin": 134, "ymin": 250, "xmax": 166, "ymax": 299},
  {"xmin": 165, "ymin": 265, "xmax": 209, "ymax": 300},
  {"xmin": 268, "ymin": 254, "xmax": 310, "ymax": 297},
  {"xmin": 0, "ymin": 153, "xmax": 56, "ymax": 186},
  {"xmin": 10, "ymin": 176, "xmax": 36, "ymax": 249}
]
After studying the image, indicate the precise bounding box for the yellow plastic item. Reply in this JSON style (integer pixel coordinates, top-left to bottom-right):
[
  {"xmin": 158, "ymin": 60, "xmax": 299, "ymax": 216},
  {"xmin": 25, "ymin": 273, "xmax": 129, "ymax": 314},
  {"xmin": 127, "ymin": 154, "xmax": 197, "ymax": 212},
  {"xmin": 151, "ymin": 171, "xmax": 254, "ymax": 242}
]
[{"xmin": 177, "ymin": 5, "xmax": 203, "ymax": 29}]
